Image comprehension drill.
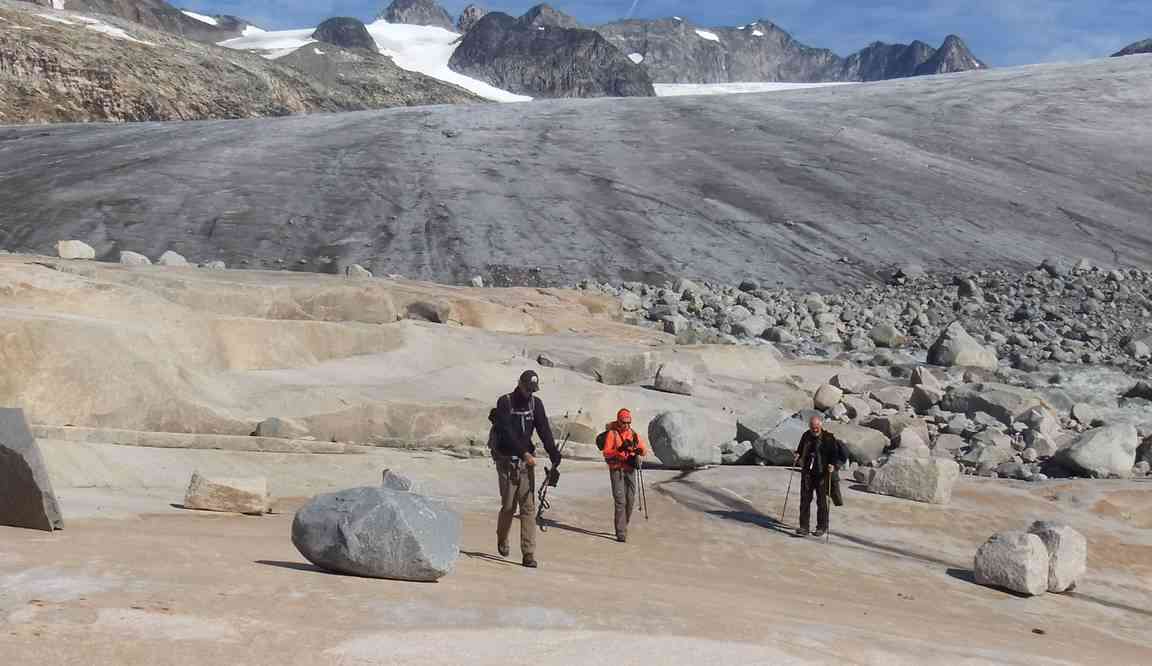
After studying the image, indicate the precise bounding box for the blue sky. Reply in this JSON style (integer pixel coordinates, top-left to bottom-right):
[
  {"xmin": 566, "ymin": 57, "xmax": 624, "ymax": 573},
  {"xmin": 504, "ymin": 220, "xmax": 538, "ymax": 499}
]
[{"xmin": 182, "ymin": 1, "xmax": 1152, "ymax": 66}]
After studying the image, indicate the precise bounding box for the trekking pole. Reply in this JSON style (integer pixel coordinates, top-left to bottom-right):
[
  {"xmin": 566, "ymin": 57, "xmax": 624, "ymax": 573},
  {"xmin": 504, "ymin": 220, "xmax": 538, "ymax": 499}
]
[
  {"xmin": 780, "ymin": 466, "xmax": 796, "ymax": 524},
  {"xmin": 824, "ymin": 471, "xmax": 832, "ymax": 545},
  {"xmin": 638, "ymin": 459, "xmax": 649, "ymax": 520},
  {"xmin": 536, "ymin": 419, "xmax": 574, "ymax": 531}
]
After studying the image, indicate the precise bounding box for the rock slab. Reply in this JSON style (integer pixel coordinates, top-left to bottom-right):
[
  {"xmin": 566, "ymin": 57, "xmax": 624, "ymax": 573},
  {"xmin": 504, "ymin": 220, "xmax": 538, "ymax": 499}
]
[
  {"xmin": 974, "ymin": 531, "xmax": 1049, "ymax": 596},
  {"xmin": 292, "ymin": 486, "xmax": 459, "ymax": 581},
  {"xmin": 183, "ymin": 472, "xmax": 270, "ymax": 515},
  {"xmin": 0, "ymin": 408, "xmax": 64, "ymax": 531},
  {"xmin": 1028, "ymin": 521, "xmax": 1087, "ymax": 593},
  {"xmin": 867, "ymin": 457, "xmax": 960, "ymax": 504},
  {"xmin": 648, "ymin": 411, "xmax": 721, "ymax": 468}
]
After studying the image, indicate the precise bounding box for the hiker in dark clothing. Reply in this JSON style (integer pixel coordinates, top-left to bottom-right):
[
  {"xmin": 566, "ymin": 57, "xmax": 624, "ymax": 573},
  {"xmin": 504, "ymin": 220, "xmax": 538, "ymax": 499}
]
[
  {"xmin": 793, "ymin": 415, "xmax": 848, "ymax": 538},
  {"xmin": 491, "ymin": 370, "xmax": 562, "ymax": 568}
]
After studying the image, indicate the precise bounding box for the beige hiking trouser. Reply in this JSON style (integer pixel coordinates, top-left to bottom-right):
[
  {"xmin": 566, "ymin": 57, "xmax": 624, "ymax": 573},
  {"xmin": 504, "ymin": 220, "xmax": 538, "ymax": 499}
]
[
  {"xmin": 496, "ymin": 457, "xmax": 537, "ymax": 556},
  {"xmin": 609, "ymin": 467, "xmax": 637, "ymax": 540}
]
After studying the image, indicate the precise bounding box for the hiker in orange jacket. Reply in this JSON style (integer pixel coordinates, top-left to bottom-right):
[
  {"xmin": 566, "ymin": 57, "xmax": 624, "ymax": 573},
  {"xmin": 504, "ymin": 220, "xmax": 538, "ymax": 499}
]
[{"xmin": 600, "ymin": 409, "xmax": 647, "ymax": 543}]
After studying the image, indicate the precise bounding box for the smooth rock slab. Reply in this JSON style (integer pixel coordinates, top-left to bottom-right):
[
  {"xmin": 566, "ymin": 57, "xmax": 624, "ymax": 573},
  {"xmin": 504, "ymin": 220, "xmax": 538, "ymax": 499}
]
[
  {"xmin": 0, "ymin": 408, "xmax": 64, "ymax": 531},
  {"xmin": 183, "ymin": 472, "xmax": 270, "ymax": 515},
  {"xmin": 648, "ymin": 411, "xmax": 721, "ymax": 468},
  {"xmin": 292, "ymin": 486, "xmax": 459, "ymax": 582},
  {"xmin": 1028, "ymin": 521, "xmax": 1087, "ymax": 593},
  {"xmin": 974, "ymin": 531, "xmax": 1049, "ymax": 596},
  {"xmin": 868, "ymin": 457, "xmax": 960, "ymax": 504}
]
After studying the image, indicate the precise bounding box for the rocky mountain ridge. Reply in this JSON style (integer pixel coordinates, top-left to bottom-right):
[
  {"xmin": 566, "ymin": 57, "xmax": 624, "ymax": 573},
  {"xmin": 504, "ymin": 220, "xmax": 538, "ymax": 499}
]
[
  {"xmin": 20, "ymin": 0, "xmax": 255, "ymax": 41},
  {"xmin": 1112, "ymin": 38, "xmax": 1152, "ymax": 57},
  {"xmin": 448, "ymin": 9, "xmax": 654, "ymax": 98},
  {"xmin": 0, "ymin": 1, "xmax": 480, "ymax": 124}
]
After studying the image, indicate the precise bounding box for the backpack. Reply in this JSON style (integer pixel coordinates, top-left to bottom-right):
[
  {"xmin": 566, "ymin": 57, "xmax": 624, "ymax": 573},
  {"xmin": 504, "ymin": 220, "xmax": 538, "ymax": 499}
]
[
  {"xmin": 487, "ymin": 393, "xmax": 538, "ymax": 459},
  {"xmin": 595, "ymin": 430, "xmax": 609, "ymax": 452}
]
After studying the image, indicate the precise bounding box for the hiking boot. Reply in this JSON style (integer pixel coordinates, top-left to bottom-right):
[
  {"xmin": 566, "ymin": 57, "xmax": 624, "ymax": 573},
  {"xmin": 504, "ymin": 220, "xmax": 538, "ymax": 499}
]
[
  {"xmin": 498, "ymin": 542, "xmax": 510, "ymax": 558},
  {"xmin": 522, "ymin": 556, "xmax": 538, "ymax": 569},
  {"xmin": 795, "ymin": 528, "xmax": 810, "ymax": 537},
  {"xmin": 813, "ymin": 529, "xmax": 826, "ymax": 538},
  {"xmin": 617, "ymin": 535, "xmax": 627, "ymax": 543}
]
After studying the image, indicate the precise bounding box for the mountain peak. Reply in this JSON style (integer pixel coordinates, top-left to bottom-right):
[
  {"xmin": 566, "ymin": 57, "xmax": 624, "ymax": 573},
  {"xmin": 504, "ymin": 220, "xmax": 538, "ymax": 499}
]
[
  {"xmin": 1112, "ymin": 38, "xmax": 1152, "ymax": 57},
  {"xmin": 518, "ymin": 4, "xmax": 580, "ymax": 29},
  {"xmin": 379, "ymin": 0, "xmax": 454, "ymax": 31}
]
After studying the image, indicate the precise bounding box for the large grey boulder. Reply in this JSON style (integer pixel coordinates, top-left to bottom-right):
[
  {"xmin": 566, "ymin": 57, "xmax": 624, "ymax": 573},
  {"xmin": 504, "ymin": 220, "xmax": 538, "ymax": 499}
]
[
  {"xmin": 157, "ymin": 250, "xmax": 189, "ymax": 266},
  {"xmin": 941, "ymin": 383, "xmax": 1048, "ymax": 427},
  {"xmin": 581, "ymin": 352, "xmax": 655, "ymax": 385},
  {"xmin": 381, "ymin": 469, "xmax": 416, "ymax": 491},
  {"xmin": 653, "ymin": 362, "xmax": 695, "ymax": 396},
  {"xmin": 1028, "ymin": 521, "xmax": 1087, "ymax": 593},
  {"xmin": 56, "ymin": 240, "xmax": 95, "ymax": 260},
  {"xmin": 0, "ymin": 408, "xmax": 63, "ymax": 531},
  {"xmin": 824, "ymin": 422, "xmax": 888, "ymax": 465},
  {"xmin": 119, "ymin": 251, "xmax": 152, "ymax": 266},
  {"xmin": 813, "ymin": 384, "xmax": 844, "ymax": 410},
  {"xmin": 1056, "ymin": 424, "xmax": 1139, "ymax": 478},
  {"xmin": 749, "ymin": 412, "xmax": 813, "ymax": 465},
  {"xmin": 184, "ymin": 472, "xmax": 270, "ymax": 515},
  {"xmin": 927, "ymin": 321, "xmax": 998, "ymax": 369},
  {"xmin": 974, "ymin": 531, "xmax": 1049, "ymax": 596},
  {"xmin": 830, "ymin": 372, "xmax": 873, "ymax": 394},
  {"xmin": 292, "ymin": 486, "xmax": 459, "ymax": 581},
  {"xmin": 648, "ymin": 411, "xmax": 721, "ymax": 468},
  {"xmin": 867, "ymin": 457, "xmax": 959, "ymax": 504}
]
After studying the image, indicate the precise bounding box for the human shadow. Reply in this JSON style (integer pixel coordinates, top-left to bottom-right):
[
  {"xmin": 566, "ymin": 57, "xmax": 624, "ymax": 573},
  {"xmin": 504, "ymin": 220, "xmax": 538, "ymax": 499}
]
[
  {"xmin": 254, "ymin": 559, "xmax": 326, "ymax": 574},
  {"xmin": 658, "ymin": 474, "xmax": 795, "ymax": 537},
  {"xmin": 538, "ymin": 519, "xmax": 617, "ymax": 541}
]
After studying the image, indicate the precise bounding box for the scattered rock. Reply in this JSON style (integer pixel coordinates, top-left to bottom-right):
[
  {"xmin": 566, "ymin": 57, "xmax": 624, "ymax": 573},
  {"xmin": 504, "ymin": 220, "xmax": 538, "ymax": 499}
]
[
  {"xmin": 830, "ymin": 373, "xmax": 873, "ymax": 394},
  {"xmin": 1056, "ymin": 424, "xmax": 1139, "ymax": 478},
  {"xmin": 253, "ymin": 417, "xmax": 306, "ymax": 439},
  {"xmin": 825, "ymin": 422, "xmax": 888, "ymax": 465},
  {"xmin": 381, "ymin": 469, "xmax": 416, "ymax": 491},
  {"xmin": 56, "ymin": 240, "xmax": 95, "ymax": 260},
  {"xmin": 648, "ymin": 411, "xmax": 721, "ymax": 468},
  {"xmin": 119, "ymin": 251, "xmax": 152, "ymax": 266},
  {"xmin": 868, "ymin": 457, "xmax": 960, "ymax": 504},
  {"xmin": 183, "ymin": 472, "xmax": 270, "ymax": 515},
  {"xmin": 157, "ymin": 250, "xmax": 189, "ymax": 267},
  {"xmin": 1028, "ymin": 521, "xmax": 1086, "ymax": 593},
  {"xmin": 405, "ymin": 300, "xmax": 451, "ymax": 323},
  {"xmin": 201, "ymin": 260, "xmax": 227, "ymax": 271},
  {"xmin": 346, "ymin": 264, "xmax": 373, "ymax": 279},
  {"xmin": 292, "ymin": 486, "xmax": 459, "ymax": 581},
  {"xmin": 1070, "ymin": 403, "xmax": 1102, "ymax": 427},
  {"xmin": 910, "ymin": 384, "xmax": 944, "ymax": 412},
  {"xmin": 469, "ymin": 275, "xmax": 485, "ymax": 288},
  {"xmin": 974, "ymin": 531, "xmax": 1050, "ymax": 596},
  {"xmin": 927, "ymin": 321, "xmax": 998, "ymax": 369},
  {"xmin": 536, "ymin": 354, "xmax": 556, "ymax": 368},
  {"xmin": 813, "ymin": 384, "xmax": 845, "ymax": 411},
  {"xmin": 941, "ymin": 383, "xmax": 1047, "ymax": 427},
  {"xmin": 653, "ymin": 362, "xmax": 695, "ymax": 396},
  {"xmin": 873, "ymin": 386, "xmax": 914, "ymax": 410},
  {"xmin": 0, "ymin": 408, "xmax": 64, "ymax": 531}
]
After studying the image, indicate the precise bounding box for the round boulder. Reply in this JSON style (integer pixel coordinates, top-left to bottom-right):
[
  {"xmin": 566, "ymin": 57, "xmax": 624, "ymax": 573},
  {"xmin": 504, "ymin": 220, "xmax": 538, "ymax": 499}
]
[
  {"xmin": 292, "ymin": 486, "xmax": 460, "ymax": 582},
  {"xmin": 648, "ymin": 411, "xmax": 721, "ymax": 468}
]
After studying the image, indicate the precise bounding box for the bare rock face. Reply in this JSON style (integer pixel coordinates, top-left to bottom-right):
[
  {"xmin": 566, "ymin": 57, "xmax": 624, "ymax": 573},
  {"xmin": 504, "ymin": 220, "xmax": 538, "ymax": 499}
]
[
  {"xmin": 312, "ymin": 17, "xmax": 377, "ymax": 51},
  {"xmin": 974, "ymin": 531, "xmax": 1049, "ymax": 596},
  {"xmin": 1112, "ymin": 38, "xmax": 1152, "ymax": 57},
  {"xmin": 596, "ymin": 18, "xmax": 985, "ymax": 84},
  {"xmin": 183, "ymin": 472, "xmax": 270, "ymax": 515},
  {"xmin": 457, "ymin": 4, "xmax": 488, "ymax": 33},
  {"xmin": 23, "ymin": 0, "xmax": 256, "ymax": 42},
  {"xmin": 379, "ymin": 0, "xmax": 454, "ymax": 31},
  {"xmin": 0, "ymin": 408, "xmax": 64, "ymax": 531},
  {"xmin": 449, "ymin": 11, "xmax": 655, "ymax": 98},
  {"xmin": 518, "ymin": 3, "xmax": 580, "ymax": 29}
]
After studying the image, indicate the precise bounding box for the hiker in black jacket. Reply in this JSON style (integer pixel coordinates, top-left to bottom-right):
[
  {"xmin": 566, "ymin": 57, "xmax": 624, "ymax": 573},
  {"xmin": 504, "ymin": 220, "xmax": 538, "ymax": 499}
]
[
  {"xmin": 793, "ymin": 415, "xmax": 848, "ymax": 538},
  {"xmin": 491, "ymin": 370, "xmax": 562, "ymax": 568}
]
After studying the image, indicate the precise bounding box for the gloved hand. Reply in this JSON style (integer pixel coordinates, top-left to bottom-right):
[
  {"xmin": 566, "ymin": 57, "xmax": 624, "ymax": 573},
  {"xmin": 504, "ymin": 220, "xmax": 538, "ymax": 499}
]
[
  {"xmin": 628, "ymin": 455, "xmax": 642, "ymax": 469},
  {"xmin": 545, "ymin": 467, "xmax": 560, "ymax": 487}
]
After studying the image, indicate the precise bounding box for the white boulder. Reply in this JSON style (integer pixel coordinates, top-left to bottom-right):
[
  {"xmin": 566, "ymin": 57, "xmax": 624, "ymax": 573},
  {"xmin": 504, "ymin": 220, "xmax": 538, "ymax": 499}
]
[
  {"xmin": 119, "ymin": 251, "xmax": 152, "ymax": 266},
  {"xmin": 974, "ymin": 531, "xmax": 1050, "ymax": 596},
  {"xmin": 158, "ymin": 250, "xmax": 189, "ymax": 267},
  {"xmin": 56, "ymin": 240, "xmax": 95, "ymax": 260},
  {"xmin": 867, "ymin": 457, "xmax": 959, "ymax": 504},
  {"xmin": 1028, "ymin": 521, "xmax": 1087, "ymax": 593},
  {"xmin": 927, "ymin": 321, "xmax": 998, "ymax": 369}
]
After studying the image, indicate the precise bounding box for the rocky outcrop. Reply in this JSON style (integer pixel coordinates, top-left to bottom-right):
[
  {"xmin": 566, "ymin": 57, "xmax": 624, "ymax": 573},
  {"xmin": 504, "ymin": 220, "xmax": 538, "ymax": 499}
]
[
  {"xmin": 1112, "ymin": 38, "xmax": 1152, "ymax": 57},
  {"xmin": 449, "ymin": 11, "xmax": 655, "ymax": 98},
  {"xmin": 379, "ymin": 0, "xmax": 454, "ymax": 31},
  {"xmin": 312, "ymin": 17, "xmax": 377, "ymax": 51},
  {"xmin": 0, "ymin": 1, "xmax": 480, "ymax": 124},
  {"xmin": 457, "ymin": 3, "xmax": 487, "ymax": 33},
  {"xmin": 0, "ymin": 407, "xmax": 64, "ymax": 531},
  {"xmin": 292, "ymin": 486, "xmax": 460, "ymax": 581},
  {"xmin": 974, "ymin": 531, "xmax": 1049, "ymax": 596},
  {"xmin": 22, "ymin": 0, "xmax": 256, "ymax": 42},
  {"xmin": 596, "ymin": 17, "xmax": 985, "ymax": 83},
  {"xmin": 518, "ymin": 3, "xmax": 579, "ymax": 29}
]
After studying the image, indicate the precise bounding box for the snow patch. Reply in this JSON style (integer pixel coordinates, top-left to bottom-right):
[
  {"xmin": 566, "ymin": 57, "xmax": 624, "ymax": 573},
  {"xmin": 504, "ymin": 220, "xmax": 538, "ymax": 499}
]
[
  {"xmin": 37, "ymin": 13, "xmax": 154, "ymax": 44},
  {"xmin": 673, "ymin": 16, "xmax": 682, "ymax": 21},
  {"xmin": 241, "ymin": 25, "xmax": 266, "ymax": 37},
  {"xmin": 313, "ymin": 48, "xmax": 325, "ymax": 55},
  {"xmin": 753, "ymin": 30, "xmax": 765, "ymax": 37},
  {"xmin": 219, "ymin": 20, "xmax": 530, "ymax": 103},
  {"xmin": 695, "ymin": 30, "xmax": 720, "ymax": 42},
  {"xmin": 628, "ymin": 53, "xmax": 644, "ymax": 64},
  {"xmin": 654, "ymin": 82, "xmax": 858, "ymax": 97},
  {"xmin": 33, "ymin": 13, "xmax": 77, "ymax": 25},
  {"xmin": 181, "ymin": 10, "xmax": 218, "ymax": 26}
]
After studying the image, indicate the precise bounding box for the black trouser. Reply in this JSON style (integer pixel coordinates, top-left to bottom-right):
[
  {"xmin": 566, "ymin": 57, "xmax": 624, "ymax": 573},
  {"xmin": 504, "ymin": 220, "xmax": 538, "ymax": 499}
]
[{"xmin": 799, "ymin": 471, "xmax": 830, "ymax": 532}]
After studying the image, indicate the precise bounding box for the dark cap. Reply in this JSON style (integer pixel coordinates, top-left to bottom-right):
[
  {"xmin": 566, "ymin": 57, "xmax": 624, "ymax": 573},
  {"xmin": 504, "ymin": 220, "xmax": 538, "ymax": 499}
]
[{"xmin": 518, "ymin": 370, "xmax": 540, "ymax": 392}]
